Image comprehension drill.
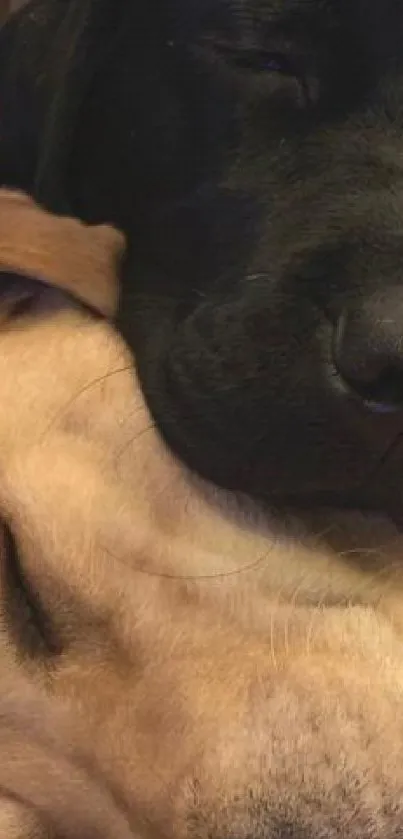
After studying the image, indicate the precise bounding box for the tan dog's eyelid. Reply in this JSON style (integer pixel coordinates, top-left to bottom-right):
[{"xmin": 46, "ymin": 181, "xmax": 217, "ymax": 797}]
[{"xmin": 0, "ymin": 270, "xmax": 97, "ymax": 326}]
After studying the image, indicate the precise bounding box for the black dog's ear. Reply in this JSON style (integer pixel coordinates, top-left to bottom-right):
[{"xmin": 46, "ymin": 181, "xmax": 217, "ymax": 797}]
[
  {"xmin": 0, "ymin": 0, "xmax": 225, "ymax": 236},
  {"xmin": 0, "ymin": 0, "xmax": 54, "ymax": 194},
  {"xmin": 0, "ymin": 0, "xmax": 128, "ymax": 214},
  {"xmin": 0, "ymin": 0, "xmax": 76, "ymax": 200},
  {"xmin": 34, "ymin": 0, "xmax": 131, "ymax": 214}
]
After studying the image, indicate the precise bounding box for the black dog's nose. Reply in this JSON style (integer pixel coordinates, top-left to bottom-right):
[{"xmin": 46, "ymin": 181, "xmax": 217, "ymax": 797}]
[{"xmin": 334, "ymin": 292, "xmax": 403, "ymax": 411}]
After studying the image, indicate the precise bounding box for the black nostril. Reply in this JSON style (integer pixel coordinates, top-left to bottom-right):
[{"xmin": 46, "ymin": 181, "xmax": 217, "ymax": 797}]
[{"xmin": 333, "ymin": 294, "xmax": 403, "ymax": 411}]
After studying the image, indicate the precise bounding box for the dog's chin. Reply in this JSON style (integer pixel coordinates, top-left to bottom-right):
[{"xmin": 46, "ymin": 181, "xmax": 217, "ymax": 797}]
[
  {"xmin": 129, "ymin": 338, "xmax": 400, "ymax": 528},
  {"xmin": 130, "ymin": 365, "xmax": 403, "ymax": 536}
]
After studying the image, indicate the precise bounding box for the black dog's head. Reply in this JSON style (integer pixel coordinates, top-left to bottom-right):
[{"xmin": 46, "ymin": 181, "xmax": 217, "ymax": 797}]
[{"xmin": 3, "ymin": 0, "xmax": 403, "ymax": 517}]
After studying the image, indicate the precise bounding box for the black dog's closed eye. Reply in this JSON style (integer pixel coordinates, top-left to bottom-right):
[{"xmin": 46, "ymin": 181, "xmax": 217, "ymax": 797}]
[
  {"xmin": 212, "ymin": 43, "xmax": 298, "ymax": 77},
  {"xmin": 204, "ymin": 39, "xmax": 314, "ymax": 108}
]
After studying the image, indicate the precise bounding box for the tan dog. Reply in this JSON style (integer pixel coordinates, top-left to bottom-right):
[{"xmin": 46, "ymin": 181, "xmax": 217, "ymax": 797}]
[{"xmin": 1, "ymin": 190, "xmax": 403, "ymax": 838}]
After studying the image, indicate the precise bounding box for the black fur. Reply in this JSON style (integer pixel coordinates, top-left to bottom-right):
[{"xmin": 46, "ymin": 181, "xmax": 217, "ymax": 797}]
[{"xmin": 3, "ymin": 0, "xmax": 403, "ymax": 515}]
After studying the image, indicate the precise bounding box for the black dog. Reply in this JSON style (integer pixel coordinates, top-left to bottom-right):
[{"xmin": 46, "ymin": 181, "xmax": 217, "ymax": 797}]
[{"xmin": 2, "ymin": 0, "xmax": 403, "ymax": 519}]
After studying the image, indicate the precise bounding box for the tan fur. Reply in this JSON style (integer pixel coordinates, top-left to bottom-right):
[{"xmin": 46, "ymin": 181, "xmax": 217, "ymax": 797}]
[
  {"xmin": 0, "ymin": 190, "xmax": 124, "ymax": 316},
  {"xmin": 0, "ymin": 191, "xmax": 402, "ymax": 837},
  {"xmin": 0, "ymin": 661, "xmax": 133, "ymax": 839}
]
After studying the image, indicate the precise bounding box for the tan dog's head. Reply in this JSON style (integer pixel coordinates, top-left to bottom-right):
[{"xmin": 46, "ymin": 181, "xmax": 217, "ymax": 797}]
[{"xmin": 1, "ymin": 191, "xmax": 403, "ymax": 838}]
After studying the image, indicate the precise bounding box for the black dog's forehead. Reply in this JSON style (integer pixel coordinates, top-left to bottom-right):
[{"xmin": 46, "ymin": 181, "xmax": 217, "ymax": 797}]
[
  {"xmin": 191, "ymin": 0, "xmax": 403, "ymax": 59},
  {"xmin": 206, "ymin": 0, "xmax": 333, "ymax": 27},
  {"xmin": 205, "ymin": 0, "xmax": 400, "ymax": 27}
]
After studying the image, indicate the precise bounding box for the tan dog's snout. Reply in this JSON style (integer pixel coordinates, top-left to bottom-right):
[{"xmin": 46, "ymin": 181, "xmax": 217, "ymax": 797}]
[
  {"xmin": 51, "ymin": 566, "xmax": 403, "ymax": 839},
  {"xmin": 138, "ymin": 613, "xmax": 403, "ymax": 839}
]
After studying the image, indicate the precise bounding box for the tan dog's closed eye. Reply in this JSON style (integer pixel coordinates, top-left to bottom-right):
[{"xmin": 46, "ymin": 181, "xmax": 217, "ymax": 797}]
[{"xmin": 0, "ymin": 190, "xmax": 403, "ymax": 839}]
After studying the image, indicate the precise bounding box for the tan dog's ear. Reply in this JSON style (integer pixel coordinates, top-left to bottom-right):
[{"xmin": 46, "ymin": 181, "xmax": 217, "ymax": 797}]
[{"xmin": 0, "ymin": 190, "xmax": 125, "ymax": 317}]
